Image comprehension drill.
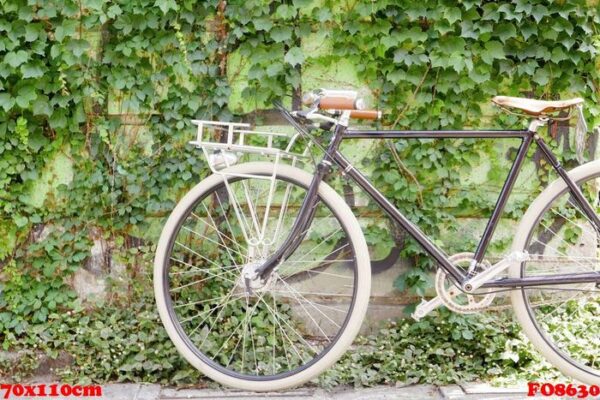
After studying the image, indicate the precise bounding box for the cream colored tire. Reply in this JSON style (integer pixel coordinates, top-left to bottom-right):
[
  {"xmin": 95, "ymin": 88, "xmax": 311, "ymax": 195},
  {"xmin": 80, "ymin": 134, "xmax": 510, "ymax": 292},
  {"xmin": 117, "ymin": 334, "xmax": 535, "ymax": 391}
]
[
  {"xmin": 154, "ymin": 162, "xmax": 371, "ymax": 391},
  {"xmin": 510, "ymin": 160, "xmax": 600, "ymax": 385}
]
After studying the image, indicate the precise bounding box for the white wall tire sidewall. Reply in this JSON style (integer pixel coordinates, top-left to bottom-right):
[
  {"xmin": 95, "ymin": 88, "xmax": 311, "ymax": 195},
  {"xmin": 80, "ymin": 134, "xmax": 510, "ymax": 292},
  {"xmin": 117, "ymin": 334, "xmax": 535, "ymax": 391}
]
[
  {"xmin": 154, "ymin": 162, "xmax": 371, "ymax": 391},
  {"xmin": 510, "ymin": 160, "xmax": 600, "ymax": 385}
]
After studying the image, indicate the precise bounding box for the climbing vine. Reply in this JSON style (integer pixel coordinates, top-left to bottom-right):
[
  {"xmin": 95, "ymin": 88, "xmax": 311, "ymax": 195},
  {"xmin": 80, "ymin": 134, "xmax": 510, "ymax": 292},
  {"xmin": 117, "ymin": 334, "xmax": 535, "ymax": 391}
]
[{"xmin": 0, "ymin": 0, "xmax": 599, "ymax": 383}]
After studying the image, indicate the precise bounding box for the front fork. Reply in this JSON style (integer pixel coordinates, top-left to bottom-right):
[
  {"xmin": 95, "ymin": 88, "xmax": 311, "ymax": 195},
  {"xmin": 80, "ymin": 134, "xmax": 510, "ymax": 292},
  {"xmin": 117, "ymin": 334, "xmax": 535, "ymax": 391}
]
[{"xmin": 252, "ymin": 113, "xmax": 351, "ymax": 282}]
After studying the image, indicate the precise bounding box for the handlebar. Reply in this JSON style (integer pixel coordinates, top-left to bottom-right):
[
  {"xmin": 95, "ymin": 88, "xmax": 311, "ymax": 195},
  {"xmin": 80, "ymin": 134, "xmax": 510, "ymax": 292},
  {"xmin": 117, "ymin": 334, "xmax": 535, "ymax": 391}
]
[
  {"xmin": 302, "ymin": 89, "xmax": 382, "ymax": 121},
  {"xmin": 349, "ymin": 110, "xmax": 381, "ymax": 120}
]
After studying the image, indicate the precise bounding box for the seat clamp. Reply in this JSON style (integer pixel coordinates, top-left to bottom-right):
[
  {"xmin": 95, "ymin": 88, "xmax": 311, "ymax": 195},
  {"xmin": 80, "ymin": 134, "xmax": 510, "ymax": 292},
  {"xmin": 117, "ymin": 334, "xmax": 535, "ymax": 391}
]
[{"xmin": 528, "ymin": 117, "xmax": 548, "ymax": 133}]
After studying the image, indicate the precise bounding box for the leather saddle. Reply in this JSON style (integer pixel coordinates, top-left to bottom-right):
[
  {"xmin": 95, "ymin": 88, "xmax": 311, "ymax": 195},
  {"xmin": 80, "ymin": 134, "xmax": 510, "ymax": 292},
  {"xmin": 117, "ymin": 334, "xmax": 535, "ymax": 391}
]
[{"xmin": 492, "ymin": 96, "xmax": 583, "ymax": 116}]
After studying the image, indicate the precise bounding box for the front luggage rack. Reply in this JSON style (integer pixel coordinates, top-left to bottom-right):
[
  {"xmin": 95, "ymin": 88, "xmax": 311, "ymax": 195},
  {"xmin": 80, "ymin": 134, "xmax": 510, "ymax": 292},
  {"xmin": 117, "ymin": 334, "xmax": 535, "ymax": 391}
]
[{"xmin": 190, "ymin": 120, "xmax": 311, "ymax": 172}]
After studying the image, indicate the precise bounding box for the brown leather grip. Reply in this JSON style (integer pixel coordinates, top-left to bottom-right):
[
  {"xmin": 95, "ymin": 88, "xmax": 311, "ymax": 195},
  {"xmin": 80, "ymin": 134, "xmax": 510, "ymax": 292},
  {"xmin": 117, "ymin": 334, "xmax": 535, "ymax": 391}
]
[
  {"xmin": 350, "ymin": 110, "xmax": 381, "ymax": 120},
  {"xmin": 319, "ymin": 96, "xmax": 357, "ymax": 110}
]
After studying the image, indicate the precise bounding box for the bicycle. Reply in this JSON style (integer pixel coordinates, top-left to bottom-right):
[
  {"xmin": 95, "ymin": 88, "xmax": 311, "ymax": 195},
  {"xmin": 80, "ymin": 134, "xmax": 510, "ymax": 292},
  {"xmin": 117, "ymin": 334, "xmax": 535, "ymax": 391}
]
[{"xmin": 153, "ymin": 89, "xmax": 600, "ymax": 390}]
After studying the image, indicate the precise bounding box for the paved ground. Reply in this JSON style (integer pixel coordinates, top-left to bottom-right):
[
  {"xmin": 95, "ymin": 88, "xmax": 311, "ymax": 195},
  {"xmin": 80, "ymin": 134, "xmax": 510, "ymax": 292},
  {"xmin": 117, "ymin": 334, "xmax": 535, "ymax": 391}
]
[{"xmin": 35, "ymin": 382, "xmax": 543, "ymax": 400}]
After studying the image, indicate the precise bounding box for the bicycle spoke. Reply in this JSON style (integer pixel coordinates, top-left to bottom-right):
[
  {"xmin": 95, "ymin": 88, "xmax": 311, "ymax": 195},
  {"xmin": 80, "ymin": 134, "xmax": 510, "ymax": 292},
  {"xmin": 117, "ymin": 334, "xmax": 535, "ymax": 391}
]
[
  {"xmin": 259, "ymin": 295, "xmax": 318, "ymax": 358},
  {"xmin": 213, "ymin": 191, "xmax": 248, "ymax": 256},
  {"xmin": 277, "ymin": 277, "xmax": 342, "ymax": 330},
  {"xmin": 170, "ymin": 259, "xmax": 237, "ymax": 290}
]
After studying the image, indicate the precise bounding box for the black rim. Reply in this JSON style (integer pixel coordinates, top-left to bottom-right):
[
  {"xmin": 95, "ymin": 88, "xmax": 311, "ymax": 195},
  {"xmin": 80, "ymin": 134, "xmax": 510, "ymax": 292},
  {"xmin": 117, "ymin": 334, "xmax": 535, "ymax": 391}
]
[{"xmin": 161, "ymin": 172, "xmax": 360, "ymax": 381}]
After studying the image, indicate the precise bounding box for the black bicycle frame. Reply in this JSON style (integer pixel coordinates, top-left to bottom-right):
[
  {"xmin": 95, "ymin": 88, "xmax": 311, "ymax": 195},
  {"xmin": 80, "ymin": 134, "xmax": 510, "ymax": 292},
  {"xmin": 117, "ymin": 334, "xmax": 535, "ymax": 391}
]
[{"xmin": 256, "ymin": 124, "xmax": 600, "ymax": 289}]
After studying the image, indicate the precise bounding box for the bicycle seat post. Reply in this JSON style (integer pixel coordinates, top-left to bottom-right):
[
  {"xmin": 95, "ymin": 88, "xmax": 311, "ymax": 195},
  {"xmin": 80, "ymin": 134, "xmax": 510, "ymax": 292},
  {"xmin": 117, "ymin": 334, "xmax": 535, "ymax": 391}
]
[{"xmin": 528, "ymin": 116, "xmax": 548, "ymax": 134}]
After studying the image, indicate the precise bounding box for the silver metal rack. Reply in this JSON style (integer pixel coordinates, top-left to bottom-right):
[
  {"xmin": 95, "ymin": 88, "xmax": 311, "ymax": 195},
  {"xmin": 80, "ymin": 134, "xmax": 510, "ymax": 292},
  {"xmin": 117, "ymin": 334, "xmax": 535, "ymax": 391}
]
[{"xmin": 190, "ymin": 120, "xmax": 311, "ymax": 172}]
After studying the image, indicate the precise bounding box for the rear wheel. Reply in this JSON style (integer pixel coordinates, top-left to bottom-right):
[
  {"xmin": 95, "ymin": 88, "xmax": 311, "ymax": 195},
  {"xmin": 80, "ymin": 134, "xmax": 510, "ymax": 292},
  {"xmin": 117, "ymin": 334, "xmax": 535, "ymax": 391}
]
[
  {"xmin": 154, "ymin": 162, "xmax": 371, "ymax": 391},
  {"xmin": 511, "ymin": 160, "xmax": 600, "ymax": 384}
]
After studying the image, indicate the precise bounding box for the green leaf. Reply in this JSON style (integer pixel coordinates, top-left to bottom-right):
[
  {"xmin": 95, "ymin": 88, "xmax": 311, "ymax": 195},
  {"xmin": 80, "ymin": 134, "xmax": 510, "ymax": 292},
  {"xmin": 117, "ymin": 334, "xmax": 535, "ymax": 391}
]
[
  {"xmin": 155, "ymin": 0, "xmax": 178, "ymax": 14},
  {"xmin": 68, "ymin": 39, "xmax": 90, "ymax": 58},
  {"xmin": 516, "ymin": 60, "xmax": 538, "ymax": 76},
  {"xmin": 284, "ymin": 47, "xmax": 304, "ymax": 67},
  {"xmin": 399, "ymin": 27, "xmax": 428, "ymax": 43},
  {"xmin": 460, "ymin": 20, "xmax": 477, "ymax": 40},
  {"xmin": 497, "ymin": 3, "xmax": 520, "ymax": 21},
  {"xmin": 276, "ymin": 4, "xmax": 296, "ymax": 19},
  {"xmin": 293, "ymin": 0, "xmax": 312, "ymax": 6},
  {"xmin": 15, "ymin": 85, "xmax": 37, "ymax": 108},
  {"xmin": 270, "ymin": 26, "xmax": 293, "ymax": 42},
  {"xmin": 0, "ymin": 92, "xmax": 14, "ymax": 112},
  {"xmin": 393, "ymin": 48, "xmax": 408, "ymax": 63},
  {"xmin": 315, "ymin": 8, "xmax": 332, "ymax": 22},
  {"xmin": 541, "ymin": 27, "xmax": 558, "ymax": 41},
  {"xmin": 560, "ymin": 36, "xmax": 575, "ymax": 50},
  {"xmin": 49, "ymin": 109, "xmax": 67, "ymax": 129},
  {"xmin": 443, "ymin": 7, "xmax": 461, "ymax": 24},
  {"xmin": 107, "ymin": 4, "xmax": 122, "ymax": 18},
  {"xmin": 54, "ymin": 20, "xmax": 77, "ymax": 42},
  {"xmin": 21, "ymin": 62, "xmax": 44, "ymax": 78},
  {"xmin": 552, "ymin": 19, "xmax": 574, "ymax": 36},
  {"xmin": 387, "ymin": 69, "xmax": 406, "ymax": 84},
  {"xmin": 32, "ymin": 96, "xmax": 52, "ymax": 116},
  {"xmin": 381, "ymin": 34, "xmax": 398, "ymax": 50},
  {"xmin": 551, "ymin": 47, "xmax": 568, "ymax": 63},
  {"xmin": 520, "ymin": 23, "xmax": 537, "ymax": 41},
  {"xmin": 470, "ymin": 66, "xmax": 490, "ymax": 84},
  {"xmin": 5, "ymin": 50, "xmax": 29, "ymax": 68},
  {"xmin": 535, "ymin": 46, "xmax": 551, "ymax": 61},
  {"xmin": 532, "ymin": 67, "xmax": 550, "ymax": 85},
  {"xmin": 83, "ymin": 0, "xmax": 104, "ymax": 11},
  {"xmin": 515, "ymin": 0, "xmax": 532, "ymax": 14},
  {"xmin": 266, "ymin": 62, "xmax": 283, "ymax": 77},
  {"xmin": 480, "ymin": 40, "xmax": 505, "ymax": 64},
  {"xmin": 449, "ymin": 53, "xmax": 469, "ymax": 72},
  {"xmin": 531, "ymin": 4, "xmax": 548, "ymax": 23},
  {"xmin": 439, "ymin": 36, "xmax": 465, "ymax": 54},
  {"xmin": 14, "ymin": 215, "xmax": 28, "ymax": 228},
  {"xmin": 493, "ymin": 23, "xmax": 516, "ymax": 43},
  {"xmin": 253, "ymin": 18, "xmax": 273, "ymax": 31},
  {"xmin": 25, "ymin": 24, "xmax": 43, "ymax": 42},
  {"xmin": 481, "ymin": 3, "xmax": 500, "ymax": 22}
]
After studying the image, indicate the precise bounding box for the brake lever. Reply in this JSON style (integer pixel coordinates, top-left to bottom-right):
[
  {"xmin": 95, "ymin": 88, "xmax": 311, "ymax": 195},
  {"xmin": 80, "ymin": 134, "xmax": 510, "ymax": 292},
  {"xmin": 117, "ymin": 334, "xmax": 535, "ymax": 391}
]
[
  {"xmin": 291, "ymin": 105, "xmax": 320, "ymax": 119},
  {"xmin": 291, "ymin": 110, "xmax": 309, "ymax": 119}
]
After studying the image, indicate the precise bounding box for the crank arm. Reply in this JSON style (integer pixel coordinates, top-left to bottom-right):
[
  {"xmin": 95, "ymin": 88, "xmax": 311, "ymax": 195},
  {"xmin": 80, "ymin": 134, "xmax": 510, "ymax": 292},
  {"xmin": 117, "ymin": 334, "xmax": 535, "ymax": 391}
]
[
  {"xmin": 412, "ymin": 297, "xmax": 442, "ymax": 321},
  {"xmin": 463, "ymin": 251, "xmax": 529, "ymax": 292},
  {"xmin": 412, "ymin": 285, "xmax": 462, "ymax": 321}
]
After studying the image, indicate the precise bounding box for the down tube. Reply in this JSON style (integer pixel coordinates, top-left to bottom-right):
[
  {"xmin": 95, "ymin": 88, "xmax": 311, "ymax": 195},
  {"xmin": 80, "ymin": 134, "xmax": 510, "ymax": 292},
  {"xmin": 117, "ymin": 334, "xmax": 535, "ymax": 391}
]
[{"xmin": 332, "ymin": 151, "xmax": 466, "ymax": 282}]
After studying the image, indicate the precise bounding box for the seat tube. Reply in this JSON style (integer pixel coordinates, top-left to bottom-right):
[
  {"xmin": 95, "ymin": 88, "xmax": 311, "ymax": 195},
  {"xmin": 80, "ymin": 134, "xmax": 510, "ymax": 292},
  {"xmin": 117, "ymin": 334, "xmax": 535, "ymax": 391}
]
[{"xmin": 472, "ymin": 133, "xmax": 532, "ymax": 267}]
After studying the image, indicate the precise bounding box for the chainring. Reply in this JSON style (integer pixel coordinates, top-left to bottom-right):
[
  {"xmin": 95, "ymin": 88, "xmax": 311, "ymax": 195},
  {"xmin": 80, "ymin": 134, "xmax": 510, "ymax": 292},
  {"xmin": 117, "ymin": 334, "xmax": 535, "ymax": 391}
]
[{"xmin": 435, "ymin": 252, "xmax": 495, "ymax": 313}]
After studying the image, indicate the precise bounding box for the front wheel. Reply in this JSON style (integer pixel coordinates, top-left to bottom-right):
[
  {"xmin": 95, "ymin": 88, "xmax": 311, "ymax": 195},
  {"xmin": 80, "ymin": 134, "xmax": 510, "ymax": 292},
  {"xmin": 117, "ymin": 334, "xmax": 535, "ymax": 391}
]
[
  {"xmin": 154, "ymin": 162, "xmax": 371, "ymax": 391},
  {"xmin": 511, "ymin": 160, "xmax": 600, "ymax": 384}
]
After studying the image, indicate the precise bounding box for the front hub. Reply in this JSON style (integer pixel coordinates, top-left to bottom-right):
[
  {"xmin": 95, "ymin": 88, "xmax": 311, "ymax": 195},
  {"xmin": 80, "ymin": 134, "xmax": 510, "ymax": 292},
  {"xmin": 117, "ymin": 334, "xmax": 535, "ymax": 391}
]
[{"xmin": 240, "ymin": 260, "xmax": 275, "ymax": 294}]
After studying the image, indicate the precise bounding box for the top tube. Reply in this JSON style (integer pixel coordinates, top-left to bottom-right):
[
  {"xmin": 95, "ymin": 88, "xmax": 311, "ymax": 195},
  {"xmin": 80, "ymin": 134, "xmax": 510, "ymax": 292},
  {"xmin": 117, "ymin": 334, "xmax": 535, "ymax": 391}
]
[{"xmin": 343, "ymin": 129, "xmax": 530, "ymax": 139}]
